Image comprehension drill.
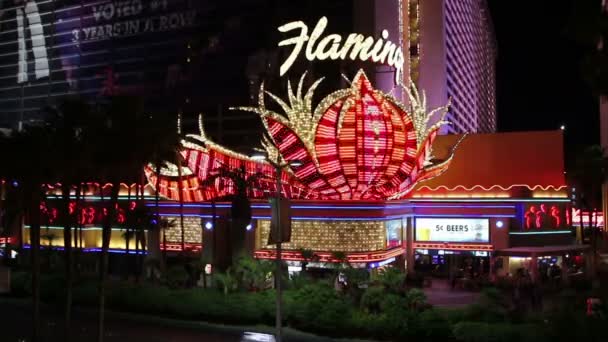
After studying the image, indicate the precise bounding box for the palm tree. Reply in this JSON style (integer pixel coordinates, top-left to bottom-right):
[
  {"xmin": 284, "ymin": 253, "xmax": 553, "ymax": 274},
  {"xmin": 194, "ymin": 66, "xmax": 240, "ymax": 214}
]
[
  {"xmin": 215, "ymin": 268, "xmax": 238, "ymax": 295},
  {"xmin": 201, "ymin": 164, "xmax": 267, "ymax": 269},
  {"xmin": 299, "ymin": 248, "xmax": 317, "ymax": 273},
  {"xmin": 372, "ymin": 266, "xmax": 406, "ymax": 294},
  {"xmin": 86, "ymin": 97, "xmax": 153, "ymax": 342},
  {"xmin": 176, "ymin": 151, "xmax": 186, "ymax": 253},
  {"xmin": 130, "ymin": 204, "xmax": 155, "ymax": 282},
  {"xmin": 0, "ymin": 125, "xmax": 53, "ymax": 341},
  {"xmin": 45, "ymin": 97, "xmax": 94, "ymax": 340},
  {"xmin": 141, "ymin": 112, "xmax": 181, "ymax": 270},
  {"xmin": 572, "ymin": 145, "xmax": 608, "ymax": 275},
  {"xmin": 159, "ymin": 218, "xmax": 177, "ymax": 267},
  {"xmin": 235, "ymin": 256, "xmax": 273, "ymax": 291}
]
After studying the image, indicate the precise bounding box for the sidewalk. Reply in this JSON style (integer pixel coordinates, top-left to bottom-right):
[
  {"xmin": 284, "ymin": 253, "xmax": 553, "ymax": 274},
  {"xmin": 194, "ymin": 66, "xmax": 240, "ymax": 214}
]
[{"xmin": 423, "ymin": 279, "xmax": 479, "ymax": 307}]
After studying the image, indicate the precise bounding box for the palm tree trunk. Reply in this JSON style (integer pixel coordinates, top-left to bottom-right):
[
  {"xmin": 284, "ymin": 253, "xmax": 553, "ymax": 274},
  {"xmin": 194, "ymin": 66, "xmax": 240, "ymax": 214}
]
[
  {"xmin": 135, "ymin": 182, "xmax": 144, "ymax": 282},
  {"xmin": 124, "ymin": 186, "xmax": 131, "ymax": 280},
  {"xmin": 29, "ymin": 187, "xmax": 42, "ymax": 341},
  {"xmin": 61, "ymin": 182, "xmax": 74, "ymax": 341},
  {"xmin": 177, "ymin": 153, "xmax": 185, "ymax": 252},
  {"xmin": 74, "ymin": 183, "xmax": 82, "ymax": 276},
  {"xmin": 155, "ymin": 164, "xmax": 165, "ymax": 272},
  {"xmin": 589, "ymin": 209, "xmax": 597, "ymax": 277},
  {"xmin": 0, "ymin": 181, "xmax": 5, "ymax": 265},
  {"xmin": 97, "ymin": 183, "xmax": 118, "ymax": 342}
]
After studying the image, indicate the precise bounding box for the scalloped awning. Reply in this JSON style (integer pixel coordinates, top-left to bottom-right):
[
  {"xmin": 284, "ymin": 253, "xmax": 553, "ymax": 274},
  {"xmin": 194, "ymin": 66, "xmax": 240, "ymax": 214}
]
[{"xmin": 412, "ymin": 130, "xmax": 567, "ymax": 197}]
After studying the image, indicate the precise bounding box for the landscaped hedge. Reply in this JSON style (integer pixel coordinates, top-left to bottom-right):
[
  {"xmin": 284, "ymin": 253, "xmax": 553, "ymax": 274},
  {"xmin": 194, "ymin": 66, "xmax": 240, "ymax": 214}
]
[{"xmin": 10, "ymin": 272, "xmax": 608, "ymax": 341}]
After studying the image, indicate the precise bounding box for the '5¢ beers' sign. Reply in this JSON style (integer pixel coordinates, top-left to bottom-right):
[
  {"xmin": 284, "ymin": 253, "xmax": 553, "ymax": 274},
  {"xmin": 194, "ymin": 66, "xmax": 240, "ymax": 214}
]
[{"xmin": 415, "ymin": 218, "xmax": 490, "ymax": 243}]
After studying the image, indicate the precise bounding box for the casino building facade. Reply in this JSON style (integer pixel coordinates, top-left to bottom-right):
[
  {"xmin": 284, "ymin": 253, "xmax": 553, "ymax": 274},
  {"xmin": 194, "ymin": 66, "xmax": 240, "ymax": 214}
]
[{"xmin": 20, "ymin": 70, "xmax": 583, "ymax": 282}]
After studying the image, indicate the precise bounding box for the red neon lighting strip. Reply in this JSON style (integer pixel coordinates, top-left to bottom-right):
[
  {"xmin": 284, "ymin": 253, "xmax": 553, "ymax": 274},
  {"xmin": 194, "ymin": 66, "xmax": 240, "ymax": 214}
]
[
  {"xmin": 0, "ymin": 237, "xmax": 12, "ymax": 244},
  {"xmin": 160, "ymin": 243, "xmax": 202, "ymax": 252},
  {"xmin": 254, "ymin": 247, "xmax": 405, "ymax": 263},
  {"xmin": 416, "ymin": 184, "xmax": 568, "ymax": 192},
  {"xmin": 413, "ymin": 243, "xmax": 494, "ymax": 251}
]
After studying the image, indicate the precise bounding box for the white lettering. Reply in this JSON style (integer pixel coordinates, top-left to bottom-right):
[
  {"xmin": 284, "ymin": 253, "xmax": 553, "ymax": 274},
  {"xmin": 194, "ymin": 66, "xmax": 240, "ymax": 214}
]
[
  {"xmin": 72, "ymin": 11, "xmax": 196, "ymax": 42},
  {"xmin": 277, "ymin": 21, "xmax": 309, "ymax": 76},
  {"xmin": 278, "ymin": 17, "xmax": 405, "ymax": 84},
  {"xmin": 92, "ymin": 1, "xmax": 143, "ymax": 22}
]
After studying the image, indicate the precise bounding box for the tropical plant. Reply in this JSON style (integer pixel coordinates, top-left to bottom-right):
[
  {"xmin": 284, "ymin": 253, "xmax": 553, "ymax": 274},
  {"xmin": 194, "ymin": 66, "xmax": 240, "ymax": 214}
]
[
  {"xmin": 299, "ymin": 248, "xmax": 317, "ymax": 272},
  {"xmin": 215, "ymin": 268, "xmax": 239, "ymax": 295},
  {"xmin": 360, "ymin": 286, "xmax": 385, "ymax": 314},
  {"xmin": 235, "ymin": 256, "xmax": 273, "ymax": 291},
  {"xmin": 0, "ymin": 124, "xmax": 54, "ymax": 340},
  {"xmin": 405, "ymin": 288, "xmax": 427, "ymax": 312},
  {"xmin": 158, "ymin": 218, "xmax": 177, "ymax": 267},
  {"xmin": 45, "ymin": 97, "xmax": 96, "ymax": 341},
  {"xmin": 566, "ymin": 0, "xmax": 608, "ymax": 96},
  {"xmin": 86, "ymin": 96, "xmax": 165, "ymax": 342},
  {"xmin": 330, "ymin": 251, "xmax": 348, "ymax": 266},
  {"xmin": 125, "ymin": 204, "xmax": 155, "ymax": 281},
  {"xmin": 147, "ymin": 115, "xmax": 181, "ymax": 270},
  {"xmin": 372, "ymin": 266, "xmax": 406, "ymax": 294},
  {"xmin": 572, "ymin": 145, "xmax": 608, "ymax": 274}
]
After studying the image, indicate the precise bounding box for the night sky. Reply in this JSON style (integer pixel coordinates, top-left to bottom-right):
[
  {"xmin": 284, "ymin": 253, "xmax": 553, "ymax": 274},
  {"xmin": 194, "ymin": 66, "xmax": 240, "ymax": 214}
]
[{"xmin": 488, "ymin": 0, "xmax": 599, "ymax": 167}]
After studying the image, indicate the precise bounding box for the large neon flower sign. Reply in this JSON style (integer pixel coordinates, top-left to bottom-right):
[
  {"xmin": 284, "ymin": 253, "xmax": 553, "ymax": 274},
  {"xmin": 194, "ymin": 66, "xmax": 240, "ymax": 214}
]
[{"xmin": 147, "ymin": 70, "xmax": 457, "ymax": 202}]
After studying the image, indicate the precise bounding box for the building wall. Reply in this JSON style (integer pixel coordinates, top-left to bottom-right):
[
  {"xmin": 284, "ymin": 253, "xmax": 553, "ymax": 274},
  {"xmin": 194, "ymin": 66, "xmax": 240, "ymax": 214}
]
[
  {"xmin": 353, "ymin": 0, "xmax": 403, "ymax": 98},
  {"xmin": 444, "ymin": 0, "xmax": 496, "ymax": 133},
  {"xmin": 418, "ymin": 0, "xmax": 497, "ymax": 134},
  {"xmin": 418, "ymin": 0, "xmax": 448, "ymax": 132},
  {"xmin": 255, "ymin": 219, "xmax": 388, "ymax": 252}
]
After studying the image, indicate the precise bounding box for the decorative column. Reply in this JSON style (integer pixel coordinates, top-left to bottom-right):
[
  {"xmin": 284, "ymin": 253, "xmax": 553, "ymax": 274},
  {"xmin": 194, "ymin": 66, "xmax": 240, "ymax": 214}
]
[
  {"xmin": 405, "ymin": 217, "xmax": 415, "ymax": 275},
  {"xmin": 529, "ymin": 254, "xmax": 539, "ymax": 283}
]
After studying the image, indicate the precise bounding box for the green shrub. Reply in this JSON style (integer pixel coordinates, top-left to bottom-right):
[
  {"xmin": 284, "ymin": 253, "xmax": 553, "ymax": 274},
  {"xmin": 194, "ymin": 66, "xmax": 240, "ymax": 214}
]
[
  {"xmin": 405, "ymin": 288, "xmax": 427, "ymax": 311},
  {"xmin": 163, "ymin": 266, "xmax": 188, "ymax": 289},
  {"xmin": 285, "ymin": 283, "xmax": 352, "ymax": 335},
  {"xmin": 371, "ymin": 266, "xmax": 405, "ymax": 294},
  {"xmin": 360, "ymin": 286, "xmax": 385, "ymax": 313},
  {"xmin": 39, "ymin": 273, "xmax": 66, "ymax": 303},
  {"xmin": 10, "ymin": 271, "xmax": 30, "ymax": 296},
  {"xmin": 416, "ymin": 309, "xmax": 453, "ymax": 340},
  {"xmin": 463, "ymin": 287, "xmax": 509, "ymax": 323},
  {"xmin": 452, "ymin": 322, "xmax": 521, "ymax": 342},
  {"xmin": 434, "ymin": 306, "xmax": 468, "ymax": 324},
  {"xmin": 71, "ymin": 280, "xmax": 98, "ymax": 306}
]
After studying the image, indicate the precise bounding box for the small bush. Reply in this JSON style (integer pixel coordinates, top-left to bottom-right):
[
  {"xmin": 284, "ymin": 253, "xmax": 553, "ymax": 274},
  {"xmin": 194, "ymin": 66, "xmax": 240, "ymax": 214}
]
[
  {"xmin": 360, "ymin": 286, "xmax": 385, "ymax": 313},
  {"xmin": 416, "ymin": 309, "xmax": 453, "ymax": 340},
  {"xmin": 285, "ymin": 283, "xmax": 352, "ymax": 335},
  {"xmin": 10, "ymin": 271, "xmax": 30, "ymax": 296},
  {"xmin": 163, "ymin": 266, "xmax": 189, "ymax": 289},
  {"xmin": 452, "ymin": 322, "xmax": 521, "ymax": 342}
]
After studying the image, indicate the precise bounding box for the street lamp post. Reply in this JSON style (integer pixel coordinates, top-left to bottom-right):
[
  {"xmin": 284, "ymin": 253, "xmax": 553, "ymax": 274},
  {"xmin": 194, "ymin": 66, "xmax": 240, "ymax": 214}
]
[
  {"xmin": 251, "ymin": 153, "xmax": 301, "ymax": 342},
  {"xmin": 274, "ymin": 164, "xmax": 283, "ymax": 342}
]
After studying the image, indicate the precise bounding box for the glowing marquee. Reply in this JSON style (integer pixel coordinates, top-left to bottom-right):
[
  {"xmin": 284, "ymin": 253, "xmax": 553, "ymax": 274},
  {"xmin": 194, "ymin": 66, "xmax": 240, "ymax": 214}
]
[
  {"xmin": 278, "ymin": 17, "xmax": 405, "ymax": 84},
  {"xmin": 147, "ymin": 70, "xmax": 457, "ymax": 202}
]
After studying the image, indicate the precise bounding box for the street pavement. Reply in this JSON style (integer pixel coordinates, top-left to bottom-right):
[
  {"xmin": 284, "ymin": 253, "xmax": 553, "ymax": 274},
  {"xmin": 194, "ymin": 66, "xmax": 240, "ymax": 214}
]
[
  {"xmin": 0, "ymin": 298, "xmax": 356, "ymax": 342},
  {"xmin": 423, "ymin": 279, "xmax": 480, "ymax": 307}
]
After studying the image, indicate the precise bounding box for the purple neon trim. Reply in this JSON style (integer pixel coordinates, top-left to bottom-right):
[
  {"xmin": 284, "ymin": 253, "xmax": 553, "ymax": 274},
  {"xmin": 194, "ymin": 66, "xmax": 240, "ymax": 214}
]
[
  {"xmin": 23, "ymin": 245, "xmax": 148, "ymax": 255},
  {"xmin": 146, "ymin": 203, "xmax": 516, "ymax": 210}
]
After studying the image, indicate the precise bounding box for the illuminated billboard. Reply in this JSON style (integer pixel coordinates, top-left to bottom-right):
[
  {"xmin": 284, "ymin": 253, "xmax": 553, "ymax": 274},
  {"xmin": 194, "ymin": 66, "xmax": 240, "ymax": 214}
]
[
  {"xmin": 415, "ymin": 218, "xmax": 490, "ymax": 243},
  {"xmin": 0, "ymin": 0, "xmax": 355, "ymax": 138},
  {"xmin": 0, "ymin": 0, "xmax": 204, "ymax": 125}
]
